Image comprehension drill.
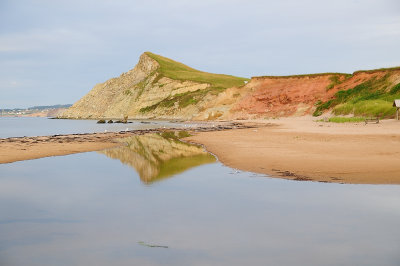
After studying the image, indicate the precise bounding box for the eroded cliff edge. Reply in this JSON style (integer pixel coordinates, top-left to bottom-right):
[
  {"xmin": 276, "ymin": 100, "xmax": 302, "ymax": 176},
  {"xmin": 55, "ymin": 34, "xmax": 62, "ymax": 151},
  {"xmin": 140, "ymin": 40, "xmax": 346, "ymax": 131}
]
[
  {"xmin": 61, "ymin": 52, "xmax": 248, "ymax": 120},
  {"xmin": 61, "ymin": 52, "xmax": 400, "ymax": 120}
]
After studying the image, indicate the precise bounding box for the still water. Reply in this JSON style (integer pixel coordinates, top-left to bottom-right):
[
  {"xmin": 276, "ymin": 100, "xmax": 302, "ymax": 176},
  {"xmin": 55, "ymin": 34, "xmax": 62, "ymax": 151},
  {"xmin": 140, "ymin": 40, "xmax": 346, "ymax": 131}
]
[
  {"xmin": 0, "ymin": 133, "xmax": 400, "ymax": 265},
  {"xmin": 0, "ymin": 117, "xmax": 201, "ymax": 138}
]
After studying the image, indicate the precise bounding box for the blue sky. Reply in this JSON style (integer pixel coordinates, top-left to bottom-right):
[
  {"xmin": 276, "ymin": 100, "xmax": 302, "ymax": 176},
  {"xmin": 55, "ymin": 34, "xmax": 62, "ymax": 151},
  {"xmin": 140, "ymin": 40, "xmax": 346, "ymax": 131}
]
[{"xmin": 1, "ymin": 0, "xmax": 399, "ymax": 108}]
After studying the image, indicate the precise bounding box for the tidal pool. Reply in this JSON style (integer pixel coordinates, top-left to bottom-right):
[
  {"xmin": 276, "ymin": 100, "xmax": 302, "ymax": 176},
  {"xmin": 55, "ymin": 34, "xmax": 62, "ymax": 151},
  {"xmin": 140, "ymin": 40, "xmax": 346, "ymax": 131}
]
[{"xmin": 0, "ymin": 134, "xmax": 399, "ymax": 265}]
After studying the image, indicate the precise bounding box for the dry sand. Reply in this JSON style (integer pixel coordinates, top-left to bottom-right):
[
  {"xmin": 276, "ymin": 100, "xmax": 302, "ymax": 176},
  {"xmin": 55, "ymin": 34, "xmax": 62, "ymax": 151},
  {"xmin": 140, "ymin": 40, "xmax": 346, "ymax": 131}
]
[{"xmin": 186, "ymin": 117, "xmax": 400, "ymax": 184}]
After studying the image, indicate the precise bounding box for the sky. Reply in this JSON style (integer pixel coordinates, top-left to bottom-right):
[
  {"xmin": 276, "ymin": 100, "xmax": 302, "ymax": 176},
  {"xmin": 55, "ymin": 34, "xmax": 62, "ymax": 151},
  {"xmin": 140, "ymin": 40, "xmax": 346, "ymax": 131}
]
[{"xmin": 1, "ymin": 0, "xmax": 400, "ymax": 108}]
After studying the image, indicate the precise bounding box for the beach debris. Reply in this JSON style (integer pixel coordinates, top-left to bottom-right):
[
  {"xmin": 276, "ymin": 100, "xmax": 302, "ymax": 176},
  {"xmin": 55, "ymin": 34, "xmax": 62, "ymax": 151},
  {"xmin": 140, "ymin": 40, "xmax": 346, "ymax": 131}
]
[
  {"xmin": 138, "ymin": 241, "xmax": 168, "ymax": 248},
  {"xmin": 229, "ymin": 170, "xmax": 241, "ymax": 175},
  {"xmin": 273, "ymin": 169, "xmax": 313, "ymax": 181},
  {"xmin": 122, "ymin": 115, "xmax": 128, "ymax": 123}
]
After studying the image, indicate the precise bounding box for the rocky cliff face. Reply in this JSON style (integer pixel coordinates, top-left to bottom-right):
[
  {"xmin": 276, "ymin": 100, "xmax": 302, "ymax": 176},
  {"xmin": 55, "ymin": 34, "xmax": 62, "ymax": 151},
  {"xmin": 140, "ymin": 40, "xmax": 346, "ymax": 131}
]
[
  {"xmin": 228, "ymin": 68, "xmax": 400, "ymax": 118},
  {"xmin": 229, "ymin": 74, "xmax": 346, "ymax": 118},
  {"xmin": 62, "ymin": 52, "xmax": 400, "ymax": 120},
  {"xmin": 61, "ymin": 52, "xmax": 238, "ymax": 120}
]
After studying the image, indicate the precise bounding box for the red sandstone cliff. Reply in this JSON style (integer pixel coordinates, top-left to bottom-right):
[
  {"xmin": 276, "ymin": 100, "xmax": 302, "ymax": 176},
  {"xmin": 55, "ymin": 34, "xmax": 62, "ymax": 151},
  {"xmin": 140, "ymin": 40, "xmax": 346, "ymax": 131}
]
[{"xmin": 226, "ymin": 68, "xmax": 400, "ymax": 118}]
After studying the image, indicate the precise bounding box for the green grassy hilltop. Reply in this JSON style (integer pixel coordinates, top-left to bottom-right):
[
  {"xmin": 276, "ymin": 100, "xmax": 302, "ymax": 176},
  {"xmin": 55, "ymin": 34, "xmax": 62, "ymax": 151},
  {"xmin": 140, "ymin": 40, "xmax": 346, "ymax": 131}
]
[{"xmin": 145, "ymin": 52, "xmax": 248, "ymax": 89}]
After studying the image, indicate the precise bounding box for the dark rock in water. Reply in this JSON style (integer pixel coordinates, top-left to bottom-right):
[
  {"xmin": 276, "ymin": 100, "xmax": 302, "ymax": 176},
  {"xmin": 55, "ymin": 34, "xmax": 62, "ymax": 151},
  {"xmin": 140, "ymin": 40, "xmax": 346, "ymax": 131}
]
[
  {"xmin": 115, "ymin": 120, "xmax": 122, "ymax": 123},
  {"xmin": 108, "ymin": 120, "xmax": 113, "ymax": 123},
  {"xmin": 97, "ymin": 119, "xmax": 106, "ymax": 124}
]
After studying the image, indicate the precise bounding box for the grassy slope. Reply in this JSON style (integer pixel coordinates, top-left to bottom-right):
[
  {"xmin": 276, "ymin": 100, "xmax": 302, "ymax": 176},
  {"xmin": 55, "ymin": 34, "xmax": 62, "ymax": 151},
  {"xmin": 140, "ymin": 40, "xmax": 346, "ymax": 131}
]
[
  {"xmin": 139, "ymin": 86, "xmax": 225, "ymax": 113},
  {"xmin": 254, "ymin": 72, "xmax": 350, "ymax": 79},
  {"xmin": 319, "ymin": 117, "xmax": 366, "ymax": 123},
  {"xmin": 353, "ymin": 66, "xmax": 400, "ymax": 74},
  {"xmin": 145, "ymin": 52, "xmax": 248, "ymax": 88},
  {"xmin": 139, "ymin": 52, "xmax": 248, "ymax": 113},
  {"xmin": 313, "ymin": 71, "xmax": 400, "ymax": 118},
  {"xmin": 142, "ymin": 52, "xmax": 400, "ymax": 118}
]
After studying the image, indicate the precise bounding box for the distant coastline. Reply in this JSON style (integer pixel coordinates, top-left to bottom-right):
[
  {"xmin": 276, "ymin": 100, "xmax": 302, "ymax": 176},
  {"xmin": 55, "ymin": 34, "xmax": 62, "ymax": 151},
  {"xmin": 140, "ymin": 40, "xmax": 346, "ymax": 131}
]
[{"xmin": 0, "ymin": 104, "xmax": 71, "ymax": 117}]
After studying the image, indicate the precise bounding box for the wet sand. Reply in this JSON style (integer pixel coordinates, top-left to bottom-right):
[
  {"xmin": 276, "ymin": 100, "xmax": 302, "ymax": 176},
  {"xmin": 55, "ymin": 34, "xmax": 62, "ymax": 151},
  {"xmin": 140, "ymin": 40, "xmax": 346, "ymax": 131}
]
[
  {"xmin": 186, "ymin": 117, "xmax": 400, "ymax": 184},
  {"xmin": 3, "ymin": 118, "xmax": 400, "ymax": 184},
  {"xmin": 0, "ymin": 132, "xmax": 131, "ymax": 164}
]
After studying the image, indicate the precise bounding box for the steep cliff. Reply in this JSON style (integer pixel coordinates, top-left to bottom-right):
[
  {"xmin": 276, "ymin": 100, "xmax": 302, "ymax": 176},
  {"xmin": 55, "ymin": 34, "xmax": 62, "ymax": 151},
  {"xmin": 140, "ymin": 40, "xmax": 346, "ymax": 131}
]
[
  {"xmin": 62, "ymin": 52, "xmax": 400, "ymax": 120},
  {"xmin": 61, "ymin": 52, "xmax": 248, "ymax": 120},
  {"xmin": 229, "ymin": 73, "xmax": 347, "ymax": 118},
  {"xmin": 227, "ymin": 67, "xmax": 400, "ymax": 119}
]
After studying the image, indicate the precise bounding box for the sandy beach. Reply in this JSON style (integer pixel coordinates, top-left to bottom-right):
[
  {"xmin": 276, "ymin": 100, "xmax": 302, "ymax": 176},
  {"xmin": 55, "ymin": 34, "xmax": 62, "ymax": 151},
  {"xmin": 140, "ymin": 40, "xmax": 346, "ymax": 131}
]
[
  {"xmin": 186, "ymin": 117, "xmax": 400, "ymax": 184},
  {"xmin": 0, "ymin": 132, "xmax": 130, "ymax": 164},
  {"xmin": 2, "ymin": 118, "xmax": 400, "ymax": 184}
]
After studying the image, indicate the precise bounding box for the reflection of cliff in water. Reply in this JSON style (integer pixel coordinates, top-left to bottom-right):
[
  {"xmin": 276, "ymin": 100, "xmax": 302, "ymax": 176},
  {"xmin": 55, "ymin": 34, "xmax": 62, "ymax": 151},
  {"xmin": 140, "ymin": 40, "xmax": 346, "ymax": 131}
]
[{"xmin": 100, "ymin": 133, "xmax": 216, "ymax": 184}]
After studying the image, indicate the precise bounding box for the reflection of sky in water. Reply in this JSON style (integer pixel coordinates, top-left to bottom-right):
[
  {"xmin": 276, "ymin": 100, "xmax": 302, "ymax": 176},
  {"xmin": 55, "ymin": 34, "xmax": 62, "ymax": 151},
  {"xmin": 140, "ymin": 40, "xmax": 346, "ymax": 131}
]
[{"xmin": 0, "ymin": 152, "xmax": 400, "ymax": 266}]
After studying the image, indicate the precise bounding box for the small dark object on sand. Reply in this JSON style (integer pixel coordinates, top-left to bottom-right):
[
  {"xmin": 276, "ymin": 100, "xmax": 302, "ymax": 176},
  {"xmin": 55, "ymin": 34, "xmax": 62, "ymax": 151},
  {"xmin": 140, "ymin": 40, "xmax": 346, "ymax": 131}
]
[{"xmin": 138, "ymin": 241, "xmax": 168, "ymax": 248}]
